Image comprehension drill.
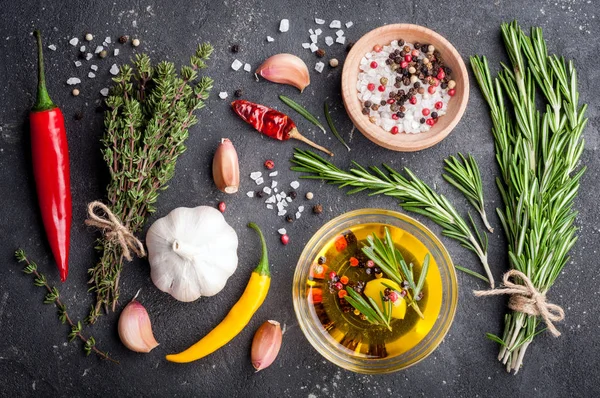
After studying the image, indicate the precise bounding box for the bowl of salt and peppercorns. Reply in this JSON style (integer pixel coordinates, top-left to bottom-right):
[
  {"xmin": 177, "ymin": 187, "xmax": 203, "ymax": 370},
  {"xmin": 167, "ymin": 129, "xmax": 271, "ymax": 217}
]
[{"xmin": 341, "ymin": 24, "xmax": 469, "ymax": 151}]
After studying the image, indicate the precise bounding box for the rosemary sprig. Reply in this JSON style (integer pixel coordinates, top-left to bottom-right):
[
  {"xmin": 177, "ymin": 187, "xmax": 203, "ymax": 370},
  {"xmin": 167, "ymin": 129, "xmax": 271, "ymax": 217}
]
[
  {"xmin": 471, "ymin": 21, "xmax": 587, "ymax": 373},
  {"xmin": 15, "ymin": 250, "xmax": 118, "ymax": 364},
  {"xmin": 279, "ymin": 95, "xmax": 326, "ymax": 134},
  {"xmin": 291, "ymin": 148, "xmax": 493, "ymax": 286},
  {"xmin": 88, "ymin": 44, "xmax": 213, "ymax": 323},
  {"xmin": 344, "ymin": 286, "xmax": 392, "ymax": 331},
  {"xmin": 443, "ymin": 153, "xmax": 494, "ymax": 232},
  {"xmin": 324, "ymin": 101, "xmax": 351, "ymax": 151}
]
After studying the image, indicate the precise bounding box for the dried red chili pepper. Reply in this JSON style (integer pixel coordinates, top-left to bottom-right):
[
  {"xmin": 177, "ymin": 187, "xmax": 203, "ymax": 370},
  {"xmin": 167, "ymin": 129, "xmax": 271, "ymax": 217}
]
[
  {"xmin": 30, "ymin": 31, "xmax": 72, "ymax": 282},
  {"xmin": 231, "ymin": 100, "xmax": 333, "ymax": 156}
]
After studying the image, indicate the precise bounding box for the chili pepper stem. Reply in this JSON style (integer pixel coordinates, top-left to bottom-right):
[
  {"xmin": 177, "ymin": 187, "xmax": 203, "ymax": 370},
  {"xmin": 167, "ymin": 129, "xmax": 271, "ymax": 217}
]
[
  {"xmin": 289, "ymin": 127, "xmax": 333, "ymax": 156},
  {"xmin": 248, "ymin": 222, "xmax": 270, "ymax": 277},
  {"xmin": 32, "ymin": 30, "xmax": 56, "ymax": 112}
]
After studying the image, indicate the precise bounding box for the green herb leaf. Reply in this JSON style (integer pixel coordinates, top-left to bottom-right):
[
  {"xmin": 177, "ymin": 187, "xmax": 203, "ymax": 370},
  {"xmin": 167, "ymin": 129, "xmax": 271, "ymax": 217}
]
[
  {"xmin": 324, "ymin": 102, "xmax": 351, "ymax": 151},
  {"xmin": 279, "ymin": 95, "xmax": 326, "ymax": 133}
]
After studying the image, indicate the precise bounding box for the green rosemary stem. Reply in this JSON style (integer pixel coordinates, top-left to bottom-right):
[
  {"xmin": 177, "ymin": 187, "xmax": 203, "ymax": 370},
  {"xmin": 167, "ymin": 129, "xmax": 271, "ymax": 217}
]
[{"xmin": 15, "ymin": 250, "xmax": 118, "ymax": 364}]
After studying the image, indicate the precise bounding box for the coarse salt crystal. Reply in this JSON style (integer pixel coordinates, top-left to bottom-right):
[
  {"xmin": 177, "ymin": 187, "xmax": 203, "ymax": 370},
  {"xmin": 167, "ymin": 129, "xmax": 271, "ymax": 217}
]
[
  {"xmin": 302, "ymin": 43, "xmax": 311, "ymax": 49},
  {"xmin": 69, "ymin": 38, "xmax": 79, "ymax": 46},
  {"xmin": 114, "ymin": 49, "xmax": 119, "ymax": 56},
  {"xmin": 271, "ymin": 180, "xmax": 278, "ymax": 188},
  {"xmin": 266, "ymin": 204, "xmax": 274, "ymax": 209},
  {"xmin": 325, "ymin": 36, "xmax": 334, "ymax": 46},
  {"xmin": 296, "ymin": 211, "xmax": 301, "ymax": 219},
  {"xmin": 266, "ymin": 36, "xmax": 274, "ymax": 42},
  {"xmin": 66, "ymin": 77, "xmax": 81, "ymax": 85},
  {"xmin": 274, "ymin": 188, "xmax": 278, "ymax": 193},
  {"xmin": 231, "ymin": 59, "xmax": 243, "ymax": 71},
  {"xmin": 100, "ymin": 88, "xmax": 109, "ymax": 96},
  {"xmin": 110, "ymin": 64, "xmax": 119, "ymax": 75},
  {"xmin": 263, "ymin": 187, "xmax": 273, "ymax": 195},
  {"xmin": 246, "ymin": 191, "xmax": 255, "ymax": 198},
  {"xmin": 298, "ymin": 205, "xmax": 305, "ymax": 212},
  {"xmin": 74, "ymin": 61, "xmax": 82, "ymax": 67},
  {"xmin": 282, "ymin": 201, "xmax": 288, "ymax": 207},
  {"xmin": 286, "ymin": 196, "xmax": 293, "ymax": 202},
  {"xmin": 105, "ymin": 36, "xmax": 111, "ymax": 44},
  {"xmin": 309, "ymin": 29, "xmax": 314, "ymax": 35},
  {"xmin": 86, "ymin": 53, "xmax": 93, "ymax": 60},
  {"xmin": 255, "ymin": 177, "xmax": 264, "ymax": 185},
  {"xmin": 310, "ymin": 34, "xmax": 318, "ymax": 44},
  {"xmin": 276, "ymin": 194, "xmax": 282, "ymax": 201},
  {"xmin": 250, "ymin": 171, "xmax": 262, "ymax": 180},
  {"xmin": 94, "ymin": 46, "xmax": 103, "ymax": 53},
  {"xmin": 336, "ymin": 36, "xmax": 346, "ymax": 44},
  {"xmin": 280, "ymin": 191, "xmax": 287, "ymax": 198},
  {"xmin": 48, "ymin": 44, "xmax": 56, "ymax": 51},
  {"xmin": 315, "ymin": 61, "xmax": 324, "ymax": 73},
  {"xmin": 278, "ymin": 209, "xmax": 287, "ymax": 216},
  {"xmin": 90, "ymin": 64, "xmax": 98, "ymax": 71},
  {"xmin": 315, "ymin": 18, "xmax": 325, "ymax": 25},
  {"xmin": 269, "ymin": 171, "xmax": 278, "ymax": 177},
  {"xmin": 88, "ymin": 72, "xmax": 96, "ymax": 78},
  {"xmin": 279, "ymin": 19, "xmax": 290, "ymax": 32},
  {"xmin": 345, "ymin": 21, "xmax": 353, "ymax": 28},
  {"xmin": 336, "ymin": 29, "xmax": 344, "ymax": 37},
  {"xmin": 278, "ymin": 228, "xmax": 287, "ymax": 235},
  {"xmin": 329, "ymin": 20, "xmax": 341, "ymax": 28},
  {"xmin": 309, "ymin": 43, "xmax": 318, "ymax": 52},
  {"xmin": 315, "ymin": 28, "xmax": 322, "ymax": 36},
  {"xmin": 103, "ymin": 42, "xmax": 108, "ymax": 47},
  {"xmin": 290, "ymin": 181, "xmax": 300, "ymax": 189},
  {"xmin": 219, "ymin": 91, "xmax": 228, "ymax": 99},
  {"xmin": 79, "ymin": 45, "xmax": 86, "ymax": 52},
  {"xmin": 244, "ymin": 63, "xmax": 251, "ymax": 72}
]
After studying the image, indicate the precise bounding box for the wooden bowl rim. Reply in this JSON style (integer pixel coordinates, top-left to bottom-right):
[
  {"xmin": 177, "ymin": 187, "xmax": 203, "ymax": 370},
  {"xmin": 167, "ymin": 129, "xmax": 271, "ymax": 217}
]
[{"xmin": 341, "ymin": 23, "xmax": 469, "ymax": 152}]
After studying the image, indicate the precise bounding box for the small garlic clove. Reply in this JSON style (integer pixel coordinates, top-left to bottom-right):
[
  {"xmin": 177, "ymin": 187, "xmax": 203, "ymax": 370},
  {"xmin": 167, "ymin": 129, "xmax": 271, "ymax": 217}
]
[
  {"xmin": 256, "ymin": 54, "xmax": 310, "ymax": 92},
  {"xmin": 251, "ymin": 320, "xmax": 282, "ymax": 372},
  {"xmin": 212, "ymin": 138, "xmax": 240, "ymax": 194},
  {"xmin": 118, "ymin": 295, "xmax": 159, "ymax": 353}
]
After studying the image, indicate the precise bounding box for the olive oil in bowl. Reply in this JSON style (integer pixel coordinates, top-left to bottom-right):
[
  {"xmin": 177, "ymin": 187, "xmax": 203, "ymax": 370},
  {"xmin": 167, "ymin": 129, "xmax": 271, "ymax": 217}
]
[{"xmin": 306, "ymin": 223, "xmax": 443, "ymax": 359}]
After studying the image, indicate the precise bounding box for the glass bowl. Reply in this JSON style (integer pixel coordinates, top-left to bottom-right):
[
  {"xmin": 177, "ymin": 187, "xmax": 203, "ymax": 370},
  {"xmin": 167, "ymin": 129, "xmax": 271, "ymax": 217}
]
[{"xmin": 292, "ymin": 209, "xmax": 457, "ymax": 374}]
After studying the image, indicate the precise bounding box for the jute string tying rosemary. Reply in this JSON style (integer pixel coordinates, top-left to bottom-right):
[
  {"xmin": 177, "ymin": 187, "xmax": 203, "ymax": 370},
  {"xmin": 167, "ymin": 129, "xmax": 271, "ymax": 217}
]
[
  {"xmin": 85, "ymin": 201, "xmax": 146, "ymax": 261},
  {"xmin": 474, "ymin": 270, "xmax": 565, "ymax": 337}
]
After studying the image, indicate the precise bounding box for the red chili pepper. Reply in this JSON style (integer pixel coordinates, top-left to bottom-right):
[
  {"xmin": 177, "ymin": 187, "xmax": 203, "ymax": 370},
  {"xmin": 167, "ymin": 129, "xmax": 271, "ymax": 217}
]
[
  {"xmin": 231, "ymin": 100, "xmax": 333, "ymax": 156},
  {"xmin": 30, "ymin": 31, "xmax": 72, "ymax": 282}
]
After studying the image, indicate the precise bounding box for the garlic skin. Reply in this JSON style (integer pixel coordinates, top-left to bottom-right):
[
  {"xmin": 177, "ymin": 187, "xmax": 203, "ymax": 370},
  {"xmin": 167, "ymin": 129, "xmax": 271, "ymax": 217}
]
[
  {"xmin": 146, "ymin": 206, "xmax": 238, "ymax": 302},
  {"xmin": 118, "ymin": 296, "xmax": 159, "ymax": 353},
  {"xmin": 256, "ymin": 54, "xmax": 310, "ymax": 92},
  {"xmin": 212, "ymin": 138, "xmax": 240, "ymax": 194},
  {"xmin": 251, "ymin": 320, "xmax": 283, "ymax": 372}
]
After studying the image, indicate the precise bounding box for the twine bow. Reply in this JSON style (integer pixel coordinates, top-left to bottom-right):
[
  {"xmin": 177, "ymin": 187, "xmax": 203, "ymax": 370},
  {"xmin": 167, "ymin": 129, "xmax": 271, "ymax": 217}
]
[
  {"xmin": 85, "ymin": 201, "xmax": 146, "ymax": 261},
  {"xmin": 474, "ymin": 269, "xmax": 565, "ymax": 337}
]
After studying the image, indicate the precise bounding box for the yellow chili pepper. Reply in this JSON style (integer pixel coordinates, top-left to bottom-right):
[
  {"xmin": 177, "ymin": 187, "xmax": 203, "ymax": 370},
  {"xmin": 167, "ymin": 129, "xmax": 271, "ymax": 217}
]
[{"xmin": 166, "ymin": 222, "xmax": 270, "ymax": 363}]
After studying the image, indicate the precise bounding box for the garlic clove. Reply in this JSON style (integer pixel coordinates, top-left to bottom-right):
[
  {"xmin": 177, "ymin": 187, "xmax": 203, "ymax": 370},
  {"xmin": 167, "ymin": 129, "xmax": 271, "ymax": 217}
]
[
  {"xmin": 118, "ymin": 294, "xmax": 159, "ymax": 353},
  {"xmin": 251, "ymin": 320, "xmax": 282, "ymax": 372},
  {"xmin": 212, "ymin": 138, "xmax": 240, "ymax": 194},
  {"xmin": 256, "ymin": 54, "xmax": 310, "ymax": 92}
]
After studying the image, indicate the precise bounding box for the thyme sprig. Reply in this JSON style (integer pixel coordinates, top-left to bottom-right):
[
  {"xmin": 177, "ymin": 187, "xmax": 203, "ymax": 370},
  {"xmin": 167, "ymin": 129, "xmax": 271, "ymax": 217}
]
[
  {"xmin": 471, "ymin": 21, "xmax": 587, "ymax": 373},
  {"xmin": 88, "ymin": 44, "xmax": 214, "ymax": 323},
  {"xmin": 291, "ymin": 148, "xmax": 493, "ymax": 286},
  {"xmin": 443, "ymin": 153, "xmax": 494, "ymax": 232},
  {"xmin": 15, "ymin": 250, "xmax": 118, "ymax": 364}
]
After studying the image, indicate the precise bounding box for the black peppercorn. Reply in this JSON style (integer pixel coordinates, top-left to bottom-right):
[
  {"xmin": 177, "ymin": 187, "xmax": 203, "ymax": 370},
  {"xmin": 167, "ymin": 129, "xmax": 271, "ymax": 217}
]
[
  {"xmin": 313, "ymin": 204, "xmax": 323, "ymax": 214},
  {"xmin": 234, "ymin": 89, "xmax": 243, "ymax": 98},
  {"xmin": 288, "ymin": 191, "xmax": 297, "ymax": 199},
  {"xmin": 362, "ymin": 107, "xmax": 370, "ymax": 115},
  {"xmin": 398, "ymin": 111, "xmax": 405, "ymax": 118},
  {"xmin": 318, "ymin": 256, "xmax": 326, "ymax": 265},
  {"xmin": 316, "ymin": 48, "xmax": 325, "ymax": 58},
  {"xmin": 398, "ymin": 39, "xmax": 405, "ymax": 46},
  {"xmin": 394, "ymin": 82, "xmax": 401, "ymax": 88},
  {"xmin": 371, "ymin": 104, "xmax": 379, "ymax": 111},
  {"xmin": 420, "ymin": 117, "xmax": 426, "ymax": 124},
  {"xmin": 380, "ymin": 100, "xmax": 387, "ymax": 106},
  {"xmin": 385, "ymin": 58, "xmax": 393, "ymax": 65},
  {"xmin": 431, "ymin": 111, "xmax": 438, "ymax": 119},
  {"xmin": 441, "ymin": 82, "xmax": 448, "ymax": 89},
  {"xmin": 256, "ymin": 191, "xmax": 264, "ymax": 198},
  {"xmin": 231, "ymin": 44, "xmax": 240, "ymax": 53},
  {"xmin": 73, "ymin": 111, "xmax": 84, "ymax": 121},
  {"xmin": 413, "ymin": 82, "xmax": 421, "ymax": 89},
  {"xmin": 414, "ymin": 42, "xmax": 421, "ymax": 50},
  {"xmin": 286, "ymin": 214, "xmax": 294, "ymax": 223},
  {"xmin": 364, "ymin": 100, "xmax": 372, "ymax": 108},
  {"xmin": 118, "ymin": 35, "xmax": 128, "ymax": 44}
]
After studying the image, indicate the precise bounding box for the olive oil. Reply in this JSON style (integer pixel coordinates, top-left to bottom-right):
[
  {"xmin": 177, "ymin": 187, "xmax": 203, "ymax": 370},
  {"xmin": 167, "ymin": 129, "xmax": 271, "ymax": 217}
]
[{"xmin": 306, "ymin": 223, "xmax": 443, "ymax": 359}]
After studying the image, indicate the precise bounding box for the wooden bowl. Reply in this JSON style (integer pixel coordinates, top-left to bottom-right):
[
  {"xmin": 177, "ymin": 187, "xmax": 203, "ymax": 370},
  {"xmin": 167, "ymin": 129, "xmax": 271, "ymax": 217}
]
[{"xmin": 342, "ymin": 24, "xmax": 469, "ymax": 152}]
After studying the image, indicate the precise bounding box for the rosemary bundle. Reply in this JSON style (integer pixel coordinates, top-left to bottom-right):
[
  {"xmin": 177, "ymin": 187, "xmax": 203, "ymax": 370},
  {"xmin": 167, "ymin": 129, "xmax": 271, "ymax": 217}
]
[
  {"xmin": 87, "ymin": 44, "xmax": 214, "ymax": 323},
  {"xmin": 471, "ymin": 22, "xmax": 587, "ymax": 373},
  {"xmin": 291, "ymin": 149, "xmax": 493, "ymax": 285}
]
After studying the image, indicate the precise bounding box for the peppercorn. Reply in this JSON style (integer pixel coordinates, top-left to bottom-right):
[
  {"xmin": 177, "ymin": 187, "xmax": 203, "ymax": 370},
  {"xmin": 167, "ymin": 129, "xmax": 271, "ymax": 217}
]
[
  {"xmin": 418, "ymin": 87, "xmax": 425, "ymax": 95},
  {"xmin": 380, "ymin": 100, "xmax": 387, "ymax": 106},
  {"xmin": 329, "ymin": 58, "xmax": 339, "ymax": 68},
  {"xmin": 318, "ymin": 256, "xmax": 326, "ymax": 265},
  {"xmin": 218, "ymin": 201, "xmax": 226, "ymax": 213},
  {"xmin": 365, "ymin": 268, "xmax": 373, "ymax": 276},
  {"xmin": 256, "ymin": 191, "xmax": 264, "ymax": 198},
  {"xmin": 118, "ymin": 35, "xmax": 128, "ymax": 44},
  {"xmin": 441, "ymin": 82, "xmax": 448, "ymax": 89},
  {"xmin": 342, "ymin": 306, "xmax": 352, "ymax": 313},
  {"xmin": 385, "ymin": 59, "xmax": 393, "ymax": 66},
  {"xmin": 72, "ymin": 88, "xmax": 80, "ymax": 96},
  {"xmin": 231, "ymin": 44, "xmax": 240, "ymax": 53},
  {"xmin": 99, "ymin": 50, "xmax": 107, "ymax": 58},
  {"xmin": 390, "ymin": 104, "xmax": 399, "ymax": 112},
  {"xmin": 398, "ymin": 38, "xmax": 405, "ymax": 46},
  {"xmin": 353, "ymin": 309, "xmax": 361, "ymax": 316},
  {"xmin": 313, "ymin": 204, "xmax": 323, "ymax": 214},
  {"xmin": 384, "ymin": 288, "xmax": 391, "ymax": 296},
  {"xmin": 371, "ymin": 104, "xmax": 379, "ymax": 111},
  {"xmin": 234, "ymin": 89, "xmax": 243, "ymax": 97},
  {"xmin": 285, "ymin": 214, "xmax": 294, "ymax": 223},
  {"xmin": 420, "ymin": 117, "xmax": 426, "ymax": 124},
  {"xmin": 73, "ymin": 111, "xmax": 84, "ymax": 121},
  {"xmin": 362, "ymin": 107, "xmax": 369, "ymax": 115},
  {"xmin": 369, "ymin": 116, "xmax": 377, "ymax": 124},
  {"xmin": 448, "ymin": 80, "xmax": 456, "ymax": 89},
  {"xmin": 288, "ymin": 191, "xmax": 297, "ymax": 199},
  {"xmin": 431, "ymin": 111, "xmax": 439, "ymax": 119},
  {"xmin": 281, "ymin": 234, "xmax": 290, "ymax": 245},
  {"xmin": 400, "ymin": 289, "xmax": 407, "ymax": 297},
  {"xmin": 85, "ymin": 33, "xmax": 93, "ymax": 41},
  {"xmin": 132, "ymin": 38, "xmax": 140, "ymax": 47},
  {"xmin": 414, "ymin": 42, "xmax": 421, "ymax": 50},
  {"xmin": 305, "ymin": 192, "xmax": 313, "ymax": 200},
  {"xmin": 264, "ymin": 159, "xmax": 275, "ymax": 169},
  {"xmin": 380, "ymin": 77, "xmax": 388, "ymax": 86},
  {"xmin": 397, "ymin": 111, "xmax": 405, "ymax": 119},
  {"xmin": 316, "ymin": 48, "xmax": 325, "ymax": 58}
]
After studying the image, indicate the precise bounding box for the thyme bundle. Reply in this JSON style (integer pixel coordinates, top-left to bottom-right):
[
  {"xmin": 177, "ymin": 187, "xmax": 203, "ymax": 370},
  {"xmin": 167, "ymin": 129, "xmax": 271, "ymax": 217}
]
[
  {"xmin": 87, "ymin": 44, "xmax": 214, "ymax": 323},
  {"xmin": 471, "ymin": 22, "xmax": 587, "ymax": 373}
]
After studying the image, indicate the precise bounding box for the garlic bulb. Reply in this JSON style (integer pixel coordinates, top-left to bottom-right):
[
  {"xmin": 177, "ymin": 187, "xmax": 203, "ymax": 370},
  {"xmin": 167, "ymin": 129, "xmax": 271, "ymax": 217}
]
[
  {"xmin": 118, "ymin": 293, "xmax": 159, "ymax": 353},
  {"xmin": 146, "ymin": 206, "xmax": 238, "ymax": 302}
]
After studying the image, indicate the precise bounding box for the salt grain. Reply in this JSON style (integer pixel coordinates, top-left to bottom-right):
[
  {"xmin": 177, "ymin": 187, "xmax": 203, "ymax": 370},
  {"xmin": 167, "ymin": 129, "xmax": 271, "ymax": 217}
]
[
  {"xmin": 310, "ymin": 34, "xmax": 318, "ymax": 43},
  {"xmin": 329, "ymin": 20, "xmax": 341, "ymax": 29},
  {"xmin": 269, "ymin": 171, "xmax": 278, "ymax": 177},
  {"xmin": 278, "ymin": 210, "xmax": 287, "ymax": 216},
  {"xmin": 271, "ymin": 180, "xmax": 278, "ymax": 188},
  {"xmin": 100, "ymin": 88, "xmax": 109, "ymax": 96},
  {"xmin": 302, "ymin": 43, "xmax": 311, "ymax": 49},
  {"xmin": 88, "ymin": 72, "xmax": 96, "ymax": 78},
  {"xmin": 86, "ymin": 53, "xmax": 93, "ymax": 60},
  {"xmin": 290, "ymin": 181, "xmax": 300, "ymax": 189},
  {"xmin": 105, "ymin": 36, "xmax": 111, "ymax": 44},
  {"xmin": 298, "ymin": 205, "xmax": 305, "ymax": 212},
  {"xmin": 336, "ymin": 30, "xmax": 344, "ymax": 37},
  {"xmin": 255, "ymin": 177, "xmax": 264, "ymax": 185},
  {"xmin": 279, "ymin": 19, "xmax": 290, "ymax": 32},
  {"xmin": 243, "ymin": 63, "xmax": 251, "ymax": 72},
  {"xmin": 296, "ymin": 211, "xmax": 301, "ymax": 219},
  {"xmin": 263, "ymin": 187, "xmax": 273, "ymax": 195},
  {"xmin": 286, "ymin": 196, "xmax": 293, "ymax": 202},
  {"xmin": 309, "ymin": 43, "xmax": 318, "ymax": 52},
  {"xmin": 325, "ymin": 36, "xmax": 334, "ymax": 46},
  {"xmin": 309, "ymin": 29, "xmax": 314, "ymax": 35},
  {"xmin": 219, "ymin": 92, "xmax": 228, "ymax": 99},
  {"xmin": 108, "ymin": 64, "xmax": 119, "ymax": 75},
  {"xmin": 94, "ymin": 46, "xmax": 103, "ymax": 54},
  {"xmin": 74, "ymin": 61, "xmax": 82, "ymax": 67},
  {"xmin": 280, "ymin": 191, "xmax": 286, "ymax": 198},
  {"xmin": 274, "ymin": 188, "xmax": 279, "ymax": 193},
  {"xmin": 278, "ymin": 228, "xmax": 287, "ymax": 235},
  {"xmin": 48, "ymin": 44, "xmax": 56, "ymax": 51},
  {"xmin": 114, "ymin": 49, "xmax": 119, "ymax": 56},
  {"xmin": 90, "ymin": 64, "xmax": 98, "ymax": 71},
  {"xmin": 231, "ymin": 59, "xmax": 243, "ymax": 71},
  {"xmin": 315, "ymin": 28, "xmax": 322, "ymax": 36},
  {"xmin": 345, "ymin": 21, "xmax": 354, "ymax": 28},
  {"xmin": 315, "ymin": 18, "xmax": 325, "ymax": 25},
  {"xmin": 266, "ymin": 36, "xmax": 274, "ymax": 42},
  {"xmin": 266, "ymin": 204, "xmax": 274, "ymax": 209},
  {"xmin": 66, "ymin": 77, "xmax": 81, "ymax": 85},
  {"xmin": 315, "ymin": 62, "xmax": 324, "ymax": 73},
  {"xmin": 69, "ymin": 38, "xmax": 79, "ymax": 46},
  {"xmin": 335, "ymin": 36, "xmax": 346, "ymax": 44},
  {"xmin": 246, "ymin": 191, "xmax": 255, "ymax": 198},
  {"xmin": 79, "ymin": 45, "xmax": 86, "ymax": 52},
  {"xmin": 250, "ymin": 172, "xmax": 262, "ymax": 180}
]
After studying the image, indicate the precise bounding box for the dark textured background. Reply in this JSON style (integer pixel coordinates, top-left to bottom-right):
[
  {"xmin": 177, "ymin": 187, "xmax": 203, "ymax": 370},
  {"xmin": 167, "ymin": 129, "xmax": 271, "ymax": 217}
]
[{"xmin": 1, "ymin": 0, "xmax": 598, "ymax": 397}]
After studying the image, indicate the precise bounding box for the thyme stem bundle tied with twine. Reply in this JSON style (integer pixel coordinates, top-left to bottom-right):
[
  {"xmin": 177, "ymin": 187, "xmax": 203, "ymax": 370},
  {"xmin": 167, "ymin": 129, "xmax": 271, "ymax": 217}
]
[{"xmin": 86, "ymin": 44, "xmax": 214, "ymax": 324}]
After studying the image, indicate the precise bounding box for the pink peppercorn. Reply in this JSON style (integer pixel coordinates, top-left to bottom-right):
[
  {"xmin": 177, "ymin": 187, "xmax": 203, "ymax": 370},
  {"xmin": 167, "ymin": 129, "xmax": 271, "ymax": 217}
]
[
  {"xmin": 370, "ymin": 61, "xmax": 378, "ymax": 69},
  {"xmin": 329, "ymin": 271, "xmax": 337, "ymax": 280},
  {"xmin": 218, "ymin": 201, "xmax": 226, "ymax": 213},
  {"xmin": 391, "ymin": 126, "xmax": 399, "ymax": 134},
  {"xmin": 422, "ymin": 108, "xmax": 430, "ymax": 116},
  {"xmin": 367, "ymin": 83, "xmax": 375, "ymax": 91},
  {"xmin": 373, "ymin": 44, "xmax": 383, "ymax": 52},
  {"xmin": 448, "ymin": 89, "xmax": 456, "ymax": 96},
  {"xmin": 400, "ymin": 61, "xmax": 408, "ymax": 69},
  {"xmin": 391, "ymin": 113, "xmax": 399, "ymax": 120},
  {"xmin": 281, "ymin": 234, "xmax": 290, "ymax": 245},
  {"xmin": 437, "ymin": 69, "xmax": 445, "ymax": 80},
  {"xmin": 389, "ymin": 291, "xmax": 399, "ymax": 302},
  {"xmin": 411, "ymin": 49, "xmax": 419, "ymax": 57},
  {"xmin": 387, "ymin": 98, "xmax": 395, "ymax": 104},
  {"xmin": 435, "ymin": 101, "xmax": 443, "ymax": 109},
  {"xmin": 377, "ymin": 85, "xmax": 385, "ymax": 92},
  {"xmin": 366, "ymin": 260, "xmax": 375, "ymax": 268},
  {"xmin": 334, "ymin": 282, "xmax": 343, "ymax": 290},
  {"xmin": 409, "ymin": 96, "xmax": 417, "ymax": 105},
  {"xmin": 404, "ymin": 54, "xmax": 412, "ymax": 62},
  {"xmin": 426, "ymin": 118, "xmax": 435, "ymax": 126},
  {"xmin": 428, "ymin": 86, "xmax": 436, "ymax": 94}
]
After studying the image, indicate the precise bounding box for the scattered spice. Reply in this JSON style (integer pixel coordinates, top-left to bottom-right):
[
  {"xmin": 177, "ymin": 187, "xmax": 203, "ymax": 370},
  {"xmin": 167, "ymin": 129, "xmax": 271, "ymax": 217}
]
[
  {"xmin": 218, "ymin": 201, "xmax": 226, "ymax": 213},
  {"xmin": 99, "ymin": 50, "xmax": 107, "ymax": 58},
  {"xmin": 72, "ymin": 88, "xmax": 80, "ymax": 96},
  {"xmin": 234, "ymin": 89, "xmax": 243, "ymax": 97},
  {"xmin": 85, "ymin": 33, "xmax": 93, "ymax": 41},
  {"xmin": 132, "ymin": 38, "xmax": 140, "ymax": 47},
  {"xmin": 316, "ymin": 48, "xmax": 325, "ymax": 58},
  {"xmin": 281, "ymin": 234, "xmax": 290, "ymax": 245},
  {"xmin": 231, "ymin": 44, "xmax": 240, "ymax": 53},
  {"xmin": 264, "ymin": 159, "xmax": 275, "ymax": 170},
  {"xmin": 313, "ymin": 204, "xmax": 323, "ymax": 214},
  {"xmin": 119, "ymin": 35, "xmax": 128, "ymax": 44},
  {"xmin": 329, "ymin": 58, "xmax": 339, "ymax": 68},
  {"xmin": 305, "ymin": 192, "xmax": 313, "ymax": 200},
  {"xmin": 285, "ymin": 214, "xmax": 294, "ymax": 223}
]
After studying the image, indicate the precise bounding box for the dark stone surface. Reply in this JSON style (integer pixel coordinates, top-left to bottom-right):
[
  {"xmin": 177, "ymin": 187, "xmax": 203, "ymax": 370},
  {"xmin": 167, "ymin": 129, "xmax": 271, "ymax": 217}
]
[{"xmin": 0, "ymin": 0, "xmax": 598, "ymax": 396}]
